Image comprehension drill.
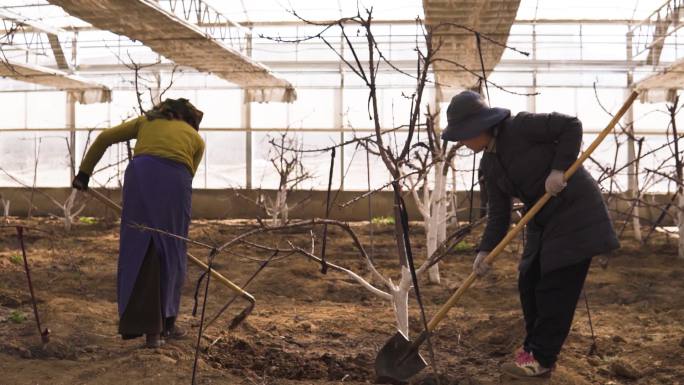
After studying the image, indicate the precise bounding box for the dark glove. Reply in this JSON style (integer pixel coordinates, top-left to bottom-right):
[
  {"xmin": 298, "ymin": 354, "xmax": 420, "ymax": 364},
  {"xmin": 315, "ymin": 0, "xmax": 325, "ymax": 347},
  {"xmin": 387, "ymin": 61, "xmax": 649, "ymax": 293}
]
[{"xmin": 72, "ymin": 171, "xmax": 90, "ymax": 191}]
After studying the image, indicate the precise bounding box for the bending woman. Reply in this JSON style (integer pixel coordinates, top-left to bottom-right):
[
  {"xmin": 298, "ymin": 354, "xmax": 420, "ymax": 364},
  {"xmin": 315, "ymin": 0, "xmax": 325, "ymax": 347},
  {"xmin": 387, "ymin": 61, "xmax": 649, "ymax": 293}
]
[{"xmin": 72, "ymin": 98, "xmax": 205, "ymax": 347}]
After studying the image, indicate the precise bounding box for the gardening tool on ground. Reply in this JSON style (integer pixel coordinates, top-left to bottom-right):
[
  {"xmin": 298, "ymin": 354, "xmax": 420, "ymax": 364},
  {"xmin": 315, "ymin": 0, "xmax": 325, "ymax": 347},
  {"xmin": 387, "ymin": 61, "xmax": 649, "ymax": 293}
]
[
  {"xmin": 16, "ymin": 226, "xmax": 50, "ymax": 344},
  {"xmin": 203, "ymin": 249, "xmax": 277, "ymax": 334},
  {"xmin": 83, "ymin": 188, "xmax": 255, "ymax": 328},
  {"xmin": 374, "ymin": 90, "xmax": 640, "ymax": 383}
]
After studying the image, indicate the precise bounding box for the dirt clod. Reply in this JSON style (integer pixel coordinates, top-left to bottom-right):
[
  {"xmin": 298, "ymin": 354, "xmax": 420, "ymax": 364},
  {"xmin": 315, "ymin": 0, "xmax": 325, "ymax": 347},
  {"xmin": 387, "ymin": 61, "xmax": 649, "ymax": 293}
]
[
  {"xmin": 610, "ymin": 359, "xmax": 642, "ymax": 380},
  {"xmin": 298, "ymin": 321, "xmax": 315, "ymax": 332},
  {"xmin": 612, "ymin": 335, "xmax": 627, "ymax": 343},
  {"xmin": 586, "ymin": 356, "xmax": 602, "ymax": 367},
  {"xmin": 0, "ymin": 294, "xmax": 23, "ymax": 308},
  {"xmin": 17, "ymin": 346, "xmax": 31, "ymax": 359},
  {"xmin": 209, "ymin": 336, "xmax": 373, "ymax": 381}
]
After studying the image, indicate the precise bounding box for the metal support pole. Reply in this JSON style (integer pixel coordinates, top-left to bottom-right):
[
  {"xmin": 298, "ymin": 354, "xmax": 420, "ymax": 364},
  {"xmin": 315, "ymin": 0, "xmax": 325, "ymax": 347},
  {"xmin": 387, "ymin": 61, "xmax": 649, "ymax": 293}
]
[
  {"xmin": 626, "ymin": 31, "xmax": 636, "ymax": 194},
  {"xmin": 66, "ymin": 92, "xmax": 76, "ymax": 179},
  {"xmin": 151, "ymin": 55, "xmax": 162, "ymax": 105},
  {"xmin": 336, "ymin": 34, "xmax": 345, "ymax": 190},
  {"xmin": 243, "ymin": 93, "xmax": 252, "ymax": 189},
  {"xmin": 527, "ymin": 23, "xmax": 538, "ymax": 113},
  {"xmin": 243, "ymin": 29, "xmax": 253, "ymax": 189},
  {"xmin": 626, "ymin": 30, "xmax": 642, "ymax": 241},
  {"xmin": 67, "ymin": 31, "xmax": 78, "ymax": 180}
]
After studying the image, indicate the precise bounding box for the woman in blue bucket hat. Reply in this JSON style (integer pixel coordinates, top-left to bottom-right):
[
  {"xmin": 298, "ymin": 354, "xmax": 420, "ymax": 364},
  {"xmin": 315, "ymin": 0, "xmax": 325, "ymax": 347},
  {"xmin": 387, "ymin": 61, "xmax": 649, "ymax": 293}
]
[{"xmin": 443, "ymin": 90, "xmax": 618, "ymax": 379}]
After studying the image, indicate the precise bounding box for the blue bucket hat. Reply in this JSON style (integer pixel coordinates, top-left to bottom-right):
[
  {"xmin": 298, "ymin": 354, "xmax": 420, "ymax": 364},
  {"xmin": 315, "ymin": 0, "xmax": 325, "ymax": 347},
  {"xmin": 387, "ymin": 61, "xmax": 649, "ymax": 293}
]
[{"xmin": 441, "ymin": 91, "xmax": 510, "ymax": 141}]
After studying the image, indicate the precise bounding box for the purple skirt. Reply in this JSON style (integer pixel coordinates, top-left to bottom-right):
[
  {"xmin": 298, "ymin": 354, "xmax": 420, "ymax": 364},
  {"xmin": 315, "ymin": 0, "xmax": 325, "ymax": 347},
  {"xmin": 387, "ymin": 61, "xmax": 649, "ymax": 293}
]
[{"xmin": 118, "ymin": 155, "xmax": 192, "ymax": 318}]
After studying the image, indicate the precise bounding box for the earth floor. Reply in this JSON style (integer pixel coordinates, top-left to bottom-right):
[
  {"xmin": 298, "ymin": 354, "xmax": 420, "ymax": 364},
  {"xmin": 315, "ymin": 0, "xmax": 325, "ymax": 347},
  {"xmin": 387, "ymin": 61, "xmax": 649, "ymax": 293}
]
[{"xmin": 0, "ymin": 217, "xmax": 682, "ymax": 385}]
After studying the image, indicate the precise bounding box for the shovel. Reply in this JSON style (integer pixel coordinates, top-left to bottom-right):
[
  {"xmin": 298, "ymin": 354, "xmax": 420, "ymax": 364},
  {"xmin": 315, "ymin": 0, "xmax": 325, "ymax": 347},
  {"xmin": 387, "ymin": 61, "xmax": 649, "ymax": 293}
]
[
  {"xmin": 375, "ymin": 90, "xmax": 640, "ymax": 383},
  {"xmin": 84, "ymin": 187, "xmax": 256, "ymax": 328}
]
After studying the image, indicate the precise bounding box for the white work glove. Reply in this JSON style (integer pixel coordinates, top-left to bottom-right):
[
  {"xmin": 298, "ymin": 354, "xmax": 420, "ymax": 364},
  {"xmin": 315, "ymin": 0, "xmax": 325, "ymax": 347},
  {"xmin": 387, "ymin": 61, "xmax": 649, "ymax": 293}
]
[
  {"xmin": 544, "ymin": 169, "xmax": 567, "ymax": 196},
  {"xmin": 473, "ymin": 251, "xmax": 491, "ymax": 276}
]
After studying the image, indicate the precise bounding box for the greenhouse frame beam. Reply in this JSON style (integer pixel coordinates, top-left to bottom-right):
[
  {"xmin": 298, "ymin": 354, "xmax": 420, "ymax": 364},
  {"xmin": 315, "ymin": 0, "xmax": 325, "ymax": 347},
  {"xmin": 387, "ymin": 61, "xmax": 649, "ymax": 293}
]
[
  {"xmin": 423, "ymin": 0, "xmax": 522, "ymax": 95},
  {"xmin": 74, "ymin": 58, "xmax": 671, "ymax": 75},
  {"xmin": 0, "ymin": 7, "xmax": 70, "ymax": 68},
  {"xmin": 47, "ymin": 0, "xmax": 295, "ymax": 102},
  {"xmin": 41, "ymin": 18, "xmax": 645, "ymax": 35},
  {"xmin": 629, "ymin": 0, "xmax": 684, "ymax": 61},
  {"xmin": 0, "ymin": 7, "xmax": 64, "ymax": 36},
  {"xmin": 0, "ymin": 60, "xmax": 110, "ymax": 104},
  {"xmin": 635, "ymin": 57, "xmax": 684, "ymax": 90}
]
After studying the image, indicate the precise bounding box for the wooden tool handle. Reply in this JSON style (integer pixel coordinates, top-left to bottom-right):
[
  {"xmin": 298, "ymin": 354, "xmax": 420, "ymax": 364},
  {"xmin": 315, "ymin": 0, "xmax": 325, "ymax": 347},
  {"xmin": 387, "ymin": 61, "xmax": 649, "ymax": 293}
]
[
  {"xmin": 86, "ymin": 188, "xmax": 121, "ymax": 212},
  {"xmin": 83, "ymin": 188, "xmax": 254, "ymax": 302},
  {"xmin": 187, "ymin": 252, "xmax": 255, "ymax": 303},
  {"xmin": 426, "ymin": 90, "xmax": 639, "ymax": 332}
]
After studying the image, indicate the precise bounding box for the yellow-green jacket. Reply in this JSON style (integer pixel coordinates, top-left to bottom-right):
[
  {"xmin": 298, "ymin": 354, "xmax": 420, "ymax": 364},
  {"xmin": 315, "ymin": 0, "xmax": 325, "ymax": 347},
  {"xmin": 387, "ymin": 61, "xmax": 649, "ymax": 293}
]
[{"xmin": 79, "ymin": 116, "xmax": 205, "ymax": 176}]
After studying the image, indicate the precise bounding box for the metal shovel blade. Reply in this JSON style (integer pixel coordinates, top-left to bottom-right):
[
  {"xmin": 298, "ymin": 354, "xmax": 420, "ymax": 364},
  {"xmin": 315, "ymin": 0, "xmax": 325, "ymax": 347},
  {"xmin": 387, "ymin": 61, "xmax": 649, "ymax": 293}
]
[{"xmin": 375, "ymin": 331, "xmax": 427, "ymax": 383}]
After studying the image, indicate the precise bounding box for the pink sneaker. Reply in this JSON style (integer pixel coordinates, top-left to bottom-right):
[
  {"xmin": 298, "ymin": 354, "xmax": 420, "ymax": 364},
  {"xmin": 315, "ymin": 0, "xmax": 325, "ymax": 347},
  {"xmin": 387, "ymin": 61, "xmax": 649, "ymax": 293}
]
[{"xmin": 501, "ymin": 349, "xmax": 553, "ymax": 378}]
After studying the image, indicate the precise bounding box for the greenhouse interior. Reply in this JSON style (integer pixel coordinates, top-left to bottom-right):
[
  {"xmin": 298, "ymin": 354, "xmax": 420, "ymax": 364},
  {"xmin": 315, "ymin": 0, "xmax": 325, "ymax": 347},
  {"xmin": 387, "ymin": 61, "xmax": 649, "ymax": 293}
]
[{"xmin": 0, "ymin": 1, "xmax": 683, "ymax": 384}]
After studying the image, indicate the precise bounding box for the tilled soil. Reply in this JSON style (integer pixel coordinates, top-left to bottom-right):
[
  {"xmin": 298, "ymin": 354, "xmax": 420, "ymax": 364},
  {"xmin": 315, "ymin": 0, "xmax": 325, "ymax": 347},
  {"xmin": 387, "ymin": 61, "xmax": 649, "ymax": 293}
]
[{"xmin": 0, "ymin": 217, "xmax": 682, "ymax": 385}]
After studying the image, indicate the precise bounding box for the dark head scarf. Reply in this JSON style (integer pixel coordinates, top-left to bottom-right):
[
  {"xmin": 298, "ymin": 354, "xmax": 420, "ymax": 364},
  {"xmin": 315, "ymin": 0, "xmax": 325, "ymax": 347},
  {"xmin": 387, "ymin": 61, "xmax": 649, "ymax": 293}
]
[{"xmin": 145, "ymin": 98, "xmax": 204, "ymax": 131}]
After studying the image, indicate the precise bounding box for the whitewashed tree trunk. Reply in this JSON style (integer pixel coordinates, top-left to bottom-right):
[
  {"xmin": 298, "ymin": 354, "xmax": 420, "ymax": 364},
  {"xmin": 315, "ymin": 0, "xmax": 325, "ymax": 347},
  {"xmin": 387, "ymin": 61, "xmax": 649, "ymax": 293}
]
[
  {"xmin": 270, "ymin": 210, "xmax": 279, "ymax": 225},
  {"xmin": 425, "ymin": 217, "xmax": 439, "ymax": 283},
  {"xmin": 631, "ymin": 192, "xmax": 642, "ymax": 241},
  {"xmin": 437, "ymin": 180, "xmax": 448, "ymax": 251},
  {"xmin": 63, "ymin": 190, "xmax": 77, "ymax": 231},
  {"xmin": 281, "ymin": 201, "xmax": 289, "ymax": 224},
  {"xmin": 1, "ymin": 198, "xmax": 9, "ymax": 221},
  {"xmin": 263, "ymin": 186, "xmax": 290, "ymax": 226},
  {"xmin": 272, "ymin": 186, "xmax": 288, "ymax": 226},
  {"xmin": 389, "ymin": 266, "xmax": 412, "ymax": 337},
  {"xmin": 60, "ymin": 190, "xmax": 85, "ymax": 231},
  {"xmin": 279, "ymin": 187, "xmax": 289, "ymax": 224},
  {"xmin": 407, "ymin": 159, "xmax": 449, "ymax": 285},
  {"xmin": 426, "ymin": 161, "xmax": 447, "ymax": 283}
]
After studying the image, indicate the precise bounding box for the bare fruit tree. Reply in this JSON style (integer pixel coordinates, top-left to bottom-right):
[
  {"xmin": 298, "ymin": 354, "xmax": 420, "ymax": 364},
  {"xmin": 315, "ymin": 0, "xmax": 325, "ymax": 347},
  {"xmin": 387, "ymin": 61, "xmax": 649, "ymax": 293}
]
[
  {"xmin": 403, "ymin": 108, "xmax": 460, "ymax": 284},
  {"xmin": 260, "ymin": 133, "xmax": 312, "ymax": 226},
  {"xmin": 0, "ymin": 134, "xmax": 88, "ymax": 230},
  {"xmin": 589, "ymin": 85, "xmax": 684, "ymax": 257},
  {"xmin": 260, "ymin": 6, "xmax": 514, "ymax": 336},
  {"xmin": 0, "ymin": 167, "xmax": 85, "ymax": 231}
]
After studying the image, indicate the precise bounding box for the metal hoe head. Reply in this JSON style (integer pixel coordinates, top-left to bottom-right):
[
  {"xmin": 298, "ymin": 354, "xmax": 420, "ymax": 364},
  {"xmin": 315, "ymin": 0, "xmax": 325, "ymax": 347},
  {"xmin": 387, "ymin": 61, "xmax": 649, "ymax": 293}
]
[
  {"xmin": 40, "ymin": 328, "xmax": 50, "ymax": 344},
  {"xmin": 375, "ymin": 331, "xmax": 427, "ymax": 383},
  {"xmin": 228, "ymin": 298, "xmax": 255, "ymax": 329}
]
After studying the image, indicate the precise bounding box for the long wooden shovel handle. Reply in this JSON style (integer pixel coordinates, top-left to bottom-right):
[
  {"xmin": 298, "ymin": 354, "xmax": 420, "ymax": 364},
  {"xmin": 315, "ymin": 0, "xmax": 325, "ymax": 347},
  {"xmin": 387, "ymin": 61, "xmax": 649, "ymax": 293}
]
[
  {"xmin": 84, "ymin": 188, "xmax": 255, "ymax": 303},
  {"xmin": 426, "ymin": 90, "xmax": 639, "ymax": 332}
]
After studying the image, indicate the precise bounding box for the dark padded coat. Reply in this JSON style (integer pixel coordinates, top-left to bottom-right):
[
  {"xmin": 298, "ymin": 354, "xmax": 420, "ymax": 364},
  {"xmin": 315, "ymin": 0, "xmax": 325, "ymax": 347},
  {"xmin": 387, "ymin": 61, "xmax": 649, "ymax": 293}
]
[{"xmin": 479, "ymin": 111, "xmax": 619, "ymax": 274}]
